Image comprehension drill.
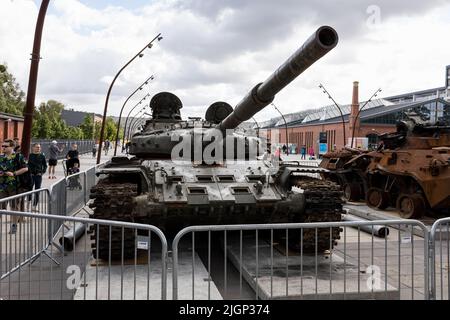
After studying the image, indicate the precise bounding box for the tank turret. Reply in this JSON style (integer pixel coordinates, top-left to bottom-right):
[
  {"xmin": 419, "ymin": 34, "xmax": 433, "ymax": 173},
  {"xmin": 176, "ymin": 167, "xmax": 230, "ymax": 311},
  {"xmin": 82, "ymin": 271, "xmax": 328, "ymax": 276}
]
[
  {"xmin": 90, "ymin": 26, "xmax": 344, "ymax": 260},
  {"xmin": 129, "ymin": 26, "xmax": 338, "ymax": 158}
]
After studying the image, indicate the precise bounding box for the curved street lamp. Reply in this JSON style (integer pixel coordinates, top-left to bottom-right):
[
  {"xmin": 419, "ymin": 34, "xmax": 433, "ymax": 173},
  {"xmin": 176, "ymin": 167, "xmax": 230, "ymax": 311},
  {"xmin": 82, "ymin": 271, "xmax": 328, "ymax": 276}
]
[
  {"xmin": 122, "ymin": 94, "xmax": 150, "ymax": 147},
  {"xmin": 252, "ymin": 117, "xmax": 260, "ymax": 138},
  {"xmin": 114, "ymin": 74, "xmax": 155, "ymax": 155},
  {"xmin": 97, "ymin": 33, "xmax": 163, "ymax": 164},
  {"xmin": 127, "ymin": 105, "xmax": 149, "ymax": 141},
  {"xmin": 350, "ymin": 88, "xmax": 382, "ymax": 148},
  {"xmin": 128, "ymin": 118, "xmax": 147, "ymax": 141},
  {"xmin": 271, "ymin": 103, "xmax": 289, "ymax": 155},
  {"xmin": 318, "ymin": 83, "xmax": 346, "ymax": 147},
  {"xmin": 22, "ymin": 0, "xmax": 50, "ymax": 159}
]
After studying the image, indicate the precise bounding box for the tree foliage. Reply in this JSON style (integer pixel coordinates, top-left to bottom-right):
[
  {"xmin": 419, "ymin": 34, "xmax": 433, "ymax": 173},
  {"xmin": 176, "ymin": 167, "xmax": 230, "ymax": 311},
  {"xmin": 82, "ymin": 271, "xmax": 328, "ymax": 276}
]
[
  {"xmin": 0, "ymin": 64, "xmax": 25, "ymax": 115},
  {"xmin": 2, "ymin": 63, "xmax": 122, "ymax": 141}
]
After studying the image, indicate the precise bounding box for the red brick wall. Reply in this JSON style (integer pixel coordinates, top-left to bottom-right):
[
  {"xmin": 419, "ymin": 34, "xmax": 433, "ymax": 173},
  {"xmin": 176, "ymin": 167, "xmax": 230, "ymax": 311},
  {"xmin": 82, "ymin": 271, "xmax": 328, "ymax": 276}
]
[
  {"xmin": 263, "ymin": 122, "xmax": 396, "ymax": 155},
  {"xmin": 0, "ymin": 119, "xmax": 24, "ymax": 142}
]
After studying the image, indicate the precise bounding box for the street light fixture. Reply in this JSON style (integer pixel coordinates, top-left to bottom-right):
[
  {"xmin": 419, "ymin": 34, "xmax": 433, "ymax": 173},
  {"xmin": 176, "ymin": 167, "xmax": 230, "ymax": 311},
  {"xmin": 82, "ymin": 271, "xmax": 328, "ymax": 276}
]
[
  {"xmin": 97, "ymin": 33, "xmax": 162, "ymax": 164},
  {"xmin": 22, "ymin": 0, "xmax": 50, "ymax": 159},
  {"xmin": 318, "ymin": 83, "xmax": 346, "ymax": 147},
  {"xmin": 350, "ymin": 88, "xmax": 382, "ymax": 148},
  {"xmin": 271, "ymin": 103, "xmax": 289, "ymax": 155},
  {"xmin": 122, "ymin": 94, "xmax": 150, "ymax": 147},
  {"xmin": 127, "ymin": 104, "xmax": 149, "ymax": 141},
  {"xmin": 252, "ymin": 117, "xmax": 260, "ymax": 138},
  {"xmin": 128, "ymin": 118, "xmax": 146, "ymax": 141},
  {"xmin": 114, "ymin": 74, "xmax": 155, "ymax": 155}
]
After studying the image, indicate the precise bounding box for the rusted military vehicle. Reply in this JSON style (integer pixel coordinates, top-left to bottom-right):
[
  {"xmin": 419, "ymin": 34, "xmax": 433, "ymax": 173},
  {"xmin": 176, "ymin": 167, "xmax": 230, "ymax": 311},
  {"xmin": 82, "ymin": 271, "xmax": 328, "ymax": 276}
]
[
  {"xmin": 321, "ymin": 112, "xmax": 450, "ymax": 218},
  {"xmin": 90, "ymin": 26, "xmax": 344, "ymax": 259},
  {"xmin": 319, "ymin": 148, "xmax": 369, "ymax": 202}
]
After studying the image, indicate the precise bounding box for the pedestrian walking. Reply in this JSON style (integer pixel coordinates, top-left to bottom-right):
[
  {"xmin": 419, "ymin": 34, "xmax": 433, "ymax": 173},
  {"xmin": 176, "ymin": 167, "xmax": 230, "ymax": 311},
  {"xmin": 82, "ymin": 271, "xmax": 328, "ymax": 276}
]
[
  {"xmin": 92, "ymin": 143, "xmax": 98, "ymax": 158},
  {"xmin": 104, "ymin": 140, "xmax": 110, "ymax": 155},
  {"xmin": 301, "ymin": 145, "xmax": 307, "ymax": 160},
  {"xmin": 13, "ymin": 137, "xmax": 21, "ymax": 153},
  {"xmin": 0, "ymin": 139, "xmax": 29, "ymax": 234},
  {"xmin": 308, "ymin": 146, "xmax": 315, "ymax": 160},
  {"xmin": 28, "ymin": 143, "xmax": 47, "ymax": 211},
  {"xmin": 66, "ymin": 143, "xmax": 80, "ymax": 176},
  {"xmin": 48, "ymin": 141, "xmax": 63, "ymax": 179}
]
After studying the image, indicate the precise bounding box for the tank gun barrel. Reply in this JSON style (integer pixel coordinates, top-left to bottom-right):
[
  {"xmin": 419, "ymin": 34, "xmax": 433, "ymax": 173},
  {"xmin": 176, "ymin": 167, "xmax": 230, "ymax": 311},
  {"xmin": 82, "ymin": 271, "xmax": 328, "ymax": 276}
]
[{"xmin": 217, "ymin": 26, "xmax": 338, "ymax": 131}]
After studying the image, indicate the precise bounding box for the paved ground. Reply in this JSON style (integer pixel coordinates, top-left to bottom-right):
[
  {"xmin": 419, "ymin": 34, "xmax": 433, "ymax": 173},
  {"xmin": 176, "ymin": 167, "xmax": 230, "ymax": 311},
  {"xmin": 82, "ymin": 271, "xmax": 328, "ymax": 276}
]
[{"xmin": 40, "ymin": 151, "xmax": 119, "ymax": 190}]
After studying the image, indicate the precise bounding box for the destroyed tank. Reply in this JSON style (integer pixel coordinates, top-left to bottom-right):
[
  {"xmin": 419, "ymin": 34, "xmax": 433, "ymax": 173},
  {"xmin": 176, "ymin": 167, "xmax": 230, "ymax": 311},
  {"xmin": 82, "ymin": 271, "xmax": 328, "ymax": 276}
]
[
  {"xmin": 90, "ymin": 26, "xmax": 344, "ymax": 259},
  {"xmin": 321, "ymin": 112, "xmax": 450, "ymax": 219}
]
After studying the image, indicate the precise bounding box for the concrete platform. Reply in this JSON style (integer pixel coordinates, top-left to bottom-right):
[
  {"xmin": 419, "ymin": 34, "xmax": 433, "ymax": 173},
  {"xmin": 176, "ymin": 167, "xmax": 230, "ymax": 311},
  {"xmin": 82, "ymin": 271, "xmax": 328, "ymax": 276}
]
[
  {"xmin": 74, "ymin": 251, "xmax": 223, "ymax": 300},
  {"xmin": 226, "ymin": 235, "xmax": 400, "ymax": 300}
]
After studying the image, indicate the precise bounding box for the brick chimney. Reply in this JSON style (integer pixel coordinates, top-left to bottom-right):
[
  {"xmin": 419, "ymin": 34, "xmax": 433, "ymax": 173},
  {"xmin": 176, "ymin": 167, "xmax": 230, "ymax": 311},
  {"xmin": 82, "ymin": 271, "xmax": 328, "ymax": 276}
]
[{"xmin": 348, "ymin": 81, "xmax": 360, "ymax": 145}]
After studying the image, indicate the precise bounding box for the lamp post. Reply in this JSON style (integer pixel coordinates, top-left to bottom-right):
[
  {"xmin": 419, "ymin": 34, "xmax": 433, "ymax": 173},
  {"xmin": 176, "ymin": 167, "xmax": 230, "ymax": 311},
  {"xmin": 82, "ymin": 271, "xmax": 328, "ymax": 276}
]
[
  {"xmin": 252, "ymin": 117, "xmax": 260, "ymax": 138},
  {"xmin": 114, "ymin": 74, "xmax": 154, "ymax": 155},
  {"xmin": 318, "ymin": 83, "xmax": 346, "ymax": 147},
  {"xmin": 127, "ymin": 105, "xmax": 149, "ymax": 141},
  {"xmin": 97, "ymin": 33, "xmax": 163, "ymax": 164},
  {"xmin": 128, "ymin": 118, "xmax": 146, "ymax": 141},
  {"xmin": 122, "ymin": 94, "xmax": 150, "ymax": 147},
  {"xmin": 22, "ymin": 0, "xmax": 50, "ymax": 159},
  {"xmin": 350, "ymin": 88, "xmax": 382, "ymax": 148},
  {"xmin": 271, "ymin": 103, "xmax": 289, "ymax": 155}
]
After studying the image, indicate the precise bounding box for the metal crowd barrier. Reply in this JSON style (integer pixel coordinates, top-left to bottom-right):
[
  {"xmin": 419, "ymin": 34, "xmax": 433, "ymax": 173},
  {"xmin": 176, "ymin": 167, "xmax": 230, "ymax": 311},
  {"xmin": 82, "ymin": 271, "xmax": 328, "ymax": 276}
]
[
  {"xmin": 0, "ymin": 210, "xmax": 167, "ymax": 300},
  {"xmin": 0, "ymin": 189, "xmax": 54, "ymax": 282},
  {"xmin": 32, "ymin": 140, "xmax": 95, "ymax": 160},
  {"xmin": 0, "ymin": 160, "xmax": 449, "ymax": 301},
  {"xmin": 430, "ymin": 217, "xmax": 450, "ymax": 300},
  {"xmin": 172, "ymin": 220, "xmax": 429, "ymax": 300}
]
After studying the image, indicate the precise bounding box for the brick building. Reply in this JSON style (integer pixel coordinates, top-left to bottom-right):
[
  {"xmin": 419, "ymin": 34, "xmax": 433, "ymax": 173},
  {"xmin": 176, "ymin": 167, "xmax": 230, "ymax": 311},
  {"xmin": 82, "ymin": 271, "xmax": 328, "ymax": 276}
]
[
  {"xmin": 0, "ymin": 112, "xmax": 24, "ymax": 142},
  {"xmin": 260, "ymin": 66, "xmax": 450, "ymax": 156}
]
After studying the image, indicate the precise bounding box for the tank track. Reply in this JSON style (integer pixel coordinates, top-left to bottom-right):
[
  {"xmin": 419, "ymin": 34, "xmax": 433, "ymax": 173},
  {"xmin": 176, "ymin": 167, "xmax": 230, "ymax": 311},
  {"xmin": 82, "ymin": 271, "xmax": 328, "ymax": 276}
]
[
  {"xmin": 89, "ymin": 179, "xmax": 138, "ymax": 260},
  {"xmin": 88, "ymin": 176, "xmax": 344, "ymax": 259},
  {"xmin": 292, "ymin": 177, "xmax": 344, "ymax": 253}
]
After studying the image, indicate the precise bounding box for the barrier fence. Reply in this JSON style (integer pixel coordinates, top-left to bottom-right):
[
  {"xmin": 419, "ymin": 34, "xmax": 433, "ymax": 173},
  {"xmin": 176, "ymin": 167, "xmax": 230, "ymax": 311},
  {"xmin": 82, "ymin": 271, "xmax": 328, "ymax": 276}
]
[
  {"xmin": 0, "ymin": 160, "xmax": 448, "ymax": 300},
  {"xmin": 0, "ymin": 211, "xmax": 167, "ymax": 300},
  {"xmin": 430, "ymin": 217, "xmax": 450, "ymax": 300},
  {"xmin": 32, "ymin": 140, "xmax": 95, "ymax": 160},
  {"xmin": 172, "ymin": 220, "xmax": 429, "ymax": 300}
]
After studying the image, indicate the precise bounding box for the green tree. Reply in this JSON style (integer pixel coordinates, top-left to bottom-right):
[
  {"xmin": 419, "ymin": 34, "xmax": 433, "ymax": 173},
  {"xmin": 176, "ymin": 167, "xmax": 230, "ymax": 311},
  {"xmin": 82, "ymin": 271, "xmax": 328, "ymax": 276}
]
[
  {"xmin": 80, "ymin": 114, "xmax": 94, "ymax": 139},
  {"xmin": 105, "ymin": 117, "xmax": 118, "ymax": 141},
  {"xmin": 0, "ymin": 64, "xmax": 25, "ymax": 115},
  {"xmin": 67, "ymin": 126, "xmax": 83, "ymax": 139}
]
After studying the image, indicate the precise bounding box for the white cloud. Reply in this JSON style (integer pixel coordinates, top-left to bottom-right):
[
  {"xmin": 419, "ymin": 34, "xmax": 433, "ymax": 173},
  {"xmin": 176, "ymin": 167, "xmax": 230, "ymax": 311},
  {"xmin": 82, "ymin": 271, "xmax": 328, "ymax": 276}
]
[{"xmin": 0, "ymin": 0, "xmax": 449, "ymax": 122}]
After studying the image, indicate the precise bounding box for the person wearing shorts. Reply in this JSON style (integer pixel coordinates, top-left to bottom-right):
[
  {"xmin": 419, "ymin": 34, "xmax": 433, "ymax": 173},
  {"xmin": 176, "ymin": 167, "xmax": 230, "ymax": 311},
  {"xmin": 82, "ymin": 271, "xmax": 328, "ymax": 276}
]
[{"xmin": 48, "ymin": 141, "xmax": 63, "ymax": 179}]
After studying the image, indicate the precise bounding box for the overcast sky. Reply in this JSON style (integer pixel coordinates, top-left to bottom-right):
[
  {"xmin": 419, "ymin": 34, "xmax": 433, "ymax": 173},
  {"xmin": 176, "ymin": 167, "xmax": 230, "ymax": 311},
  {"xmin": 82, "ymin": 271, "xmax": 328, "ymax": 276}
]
[{"xmin": 1, "ymin": 0, "xmax": 449, "ymax": 122}]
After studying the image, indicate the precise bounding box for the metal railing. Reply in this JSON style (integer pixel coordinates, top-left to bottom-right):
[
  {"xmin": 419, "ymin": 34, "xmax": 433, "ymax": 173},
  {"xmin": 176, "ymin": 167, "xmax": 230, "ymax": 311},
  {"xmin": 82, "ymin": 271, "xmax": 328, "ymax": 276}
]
[
  {"xmin": 0, "ymin": 210, "xmax": 167, "ymax": 300},
  {"xmin": 0, "ymin": 189, "xmax": 54, "ymax": 283},
  {"xmin": 32, "ymin": 140, "xmax": 95, "ymax": 160},
  {"xmin": 429, "ymin": 217, "xmax": 450, "ymax": 300},
  {"xmin": 172, "ymin": 220, "xmax": 429, "ymax": 300},
  {"xmin": 0, "ymin": 159, "xmax": 448, "ymax": 300}
]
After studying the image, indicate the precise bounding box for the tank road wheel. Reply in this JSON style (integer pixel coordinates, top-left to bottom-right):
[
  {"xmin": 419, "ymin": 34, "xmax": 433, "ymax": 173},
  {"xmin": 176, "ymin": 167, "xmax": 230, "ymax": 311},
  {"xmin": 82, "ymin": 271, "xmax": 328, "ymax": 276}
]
[
  {"xmin": 366, "ymin": 188, "xmax": 389, "ymax": 210},
  {"xmin": 396, "ymin": 194, "xmax": 425, "ymax": 219},
  {"xmin": 343, "ymin": 183, "xmax": 361, "ymax": 202}
]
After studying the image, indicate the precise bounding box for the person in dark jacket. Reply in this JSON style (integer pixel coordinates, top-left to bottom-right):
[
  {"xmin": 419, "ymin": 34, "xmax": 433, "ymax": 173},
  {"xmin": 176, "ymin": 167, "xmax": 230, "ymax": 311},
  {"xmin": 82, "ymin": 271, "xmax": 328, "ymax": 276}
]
[
  {"xmin": 66, "ymin": 143, "xmax": 80, "ymax": 176},
  {"xmin": 28, "ymin": 143, "xmax": 47, "ymax": 210}
]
